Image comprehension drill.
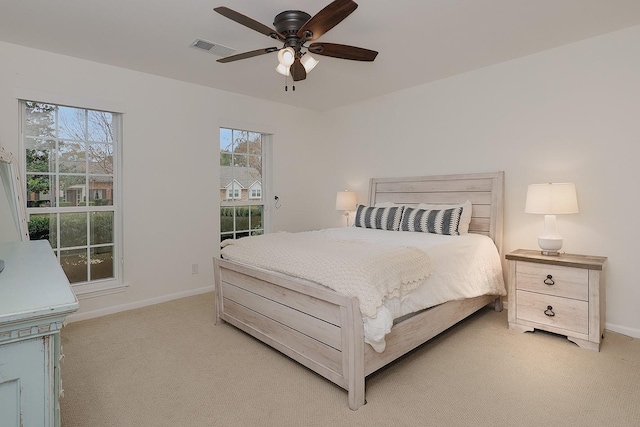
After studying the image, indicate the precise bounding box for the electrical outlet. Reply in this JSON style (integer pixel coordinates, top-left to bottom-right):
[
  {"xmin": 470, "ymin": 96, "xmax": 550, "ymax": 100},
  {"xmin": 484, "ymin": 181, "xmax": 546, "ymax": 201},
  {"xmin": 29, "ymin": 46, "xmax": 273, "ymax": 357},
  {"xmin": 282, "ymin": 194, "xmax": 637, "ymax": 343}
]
[{"xmin": 191, "ymin": 263, "xmax": 198, "ymax": 274}]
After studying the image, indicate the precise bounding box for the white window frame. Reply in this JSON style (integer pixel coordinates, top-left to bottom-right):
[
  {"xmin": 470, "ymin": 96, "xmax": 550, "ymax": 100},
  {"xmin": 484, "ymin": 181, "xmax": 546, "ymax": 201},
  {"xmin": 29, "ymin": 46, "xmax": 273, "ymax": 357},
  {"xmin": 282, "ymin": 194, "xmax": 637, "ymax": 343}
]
[
  {"xmin": 20, "ymin": 100, "xmax": 124, "ymax": 296},
  {"xmin": 219, "ymin": 127, "xmax": 271, "ymax": 242}
]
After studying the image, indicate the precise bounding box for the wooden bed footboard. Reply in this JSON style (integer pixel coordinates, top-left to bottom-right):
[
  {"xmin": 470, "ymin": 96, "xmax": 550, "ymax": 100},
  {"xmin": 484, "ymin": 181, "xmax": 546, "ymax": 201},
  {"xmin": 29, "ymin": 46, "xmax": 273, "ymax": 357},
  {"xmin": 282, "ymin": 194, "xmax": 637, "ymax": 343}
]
[
  {"xmin": 215, "ymin": 257, "xmax": 367, "ymax": 409},
  {"xmin": 214, "ymin": 257, "xmax": 498, "ymax": 410}
]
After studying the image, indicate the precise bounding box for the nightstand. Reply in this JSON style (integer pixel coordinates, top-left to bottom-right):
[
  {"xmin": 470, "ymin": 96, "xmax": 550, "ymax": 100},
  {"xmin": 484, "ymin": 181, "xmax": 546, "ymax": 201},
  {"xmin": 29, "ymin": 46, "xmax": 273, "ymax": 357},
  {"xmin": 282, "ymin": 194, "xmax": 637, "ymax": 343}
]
[{"xmin": 506, "ymin": 249, "xmax": 607, "ymax": 351}]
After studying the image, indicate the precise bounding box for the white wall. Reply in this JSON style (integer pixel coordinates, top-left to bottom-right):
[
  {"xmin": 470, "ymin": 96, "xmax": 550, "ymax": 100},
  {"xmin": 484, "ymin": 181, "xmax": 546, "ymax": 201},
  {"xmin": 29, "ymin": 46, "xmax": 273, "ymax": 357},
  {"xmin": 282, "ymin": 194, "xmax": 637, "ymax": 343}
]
[
  {"xmin": 0, "ymin": 41, "xmax": 329, "ymax": 319},
  {"xmin": 2, "ymin": 23, "xmax": 639, "ymax": 338},
  {"xmin": 319, "ymin": 25, "xmax": 640, "ymax": 338}
]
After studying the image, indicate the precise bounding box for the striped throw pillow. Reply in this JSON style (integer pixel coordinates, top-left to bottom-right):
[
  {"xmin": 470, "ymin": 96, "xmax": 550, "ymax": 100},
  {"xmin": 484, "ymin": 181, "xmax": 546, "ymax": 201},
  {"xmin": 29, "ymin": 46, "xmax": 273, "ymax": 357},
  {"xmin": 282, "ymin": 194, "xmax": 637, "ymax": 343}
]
[
  {"xmin": 354, "ymin": 205, "xmax": 404, "ymax": 231},
  {"xmin": 400, "ymin": 206, "xmax": 463, "ymax": 235}
]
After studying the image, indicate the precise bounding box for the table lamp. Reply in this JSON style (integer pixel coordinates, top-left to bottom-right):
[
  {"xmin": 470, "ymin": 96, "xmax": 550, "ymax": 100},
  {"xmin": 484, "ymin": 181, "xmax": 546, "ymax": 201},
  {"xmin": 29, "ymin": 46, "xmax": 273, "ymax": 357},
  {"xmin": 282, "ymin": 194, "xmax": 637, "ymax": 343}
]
[
  {"xmin": 525, "ymin": 182, "xmax": 579, "ymax": 255},
  {"xmin": 335, "ymin": 190, "xmax": 358, "ymax": 226}
]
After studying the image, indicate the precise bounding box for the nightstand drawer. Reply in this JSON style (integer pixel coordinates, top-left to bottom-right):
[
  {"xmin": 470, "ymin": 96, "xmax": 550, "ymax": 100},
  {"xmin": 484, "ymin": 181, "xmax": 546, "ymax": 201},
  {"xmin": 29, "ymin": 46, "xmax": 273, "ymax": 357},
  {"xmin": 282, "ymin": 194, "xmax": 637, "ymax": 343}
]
[
  {"xmin": 516, "ymin": 290, "xmax": 588, "ymax": 335},
  {"xmin": 516, "ymin": 262, "xmax": 588, "ymax": 301}
]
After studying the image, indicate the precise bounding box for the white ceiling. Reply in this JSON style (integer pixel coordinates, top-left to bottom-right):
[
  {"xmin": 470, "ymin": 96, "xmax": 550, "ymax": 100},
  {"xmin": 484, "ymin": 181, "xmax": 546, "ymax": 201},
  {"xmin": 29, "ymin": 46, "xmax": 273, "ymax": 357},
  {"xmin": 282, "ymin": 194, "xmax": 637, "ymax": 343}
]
[{"xmin": 2, "ymin": 0, "xmax": 640, "ymax": 112}]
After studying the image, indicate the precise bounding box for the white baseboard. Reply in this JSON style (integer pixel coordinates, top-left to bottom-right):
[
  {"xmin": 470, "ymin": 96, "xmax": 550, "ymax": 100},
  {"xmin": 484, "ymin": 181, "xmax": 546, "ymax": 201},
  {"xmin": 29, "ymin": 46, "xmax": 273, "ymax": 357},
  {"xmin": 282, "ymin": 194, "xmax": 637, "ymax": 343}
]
[
  {"xmin": 66, "ymin": 285, "xmax": 214, "ymax": 324},
  {"xmin": 605, "ymin": 322, "xmax": 640, "ymax": 339}
]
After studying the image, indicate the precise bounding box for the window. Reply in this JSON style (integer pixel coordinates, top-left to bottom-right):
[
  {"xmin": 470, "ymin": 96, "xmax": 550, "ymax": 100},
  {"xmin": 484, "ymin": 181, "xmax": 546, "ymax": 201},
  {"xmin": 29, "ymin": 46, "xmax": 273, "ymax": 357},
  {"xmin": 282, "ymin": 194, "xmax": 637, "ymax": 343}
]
[
  {"xmin": 220, "ymin": 128, "xmax": 266, "ymax": 241},
  {"xmin": 21, "ymin": 101, "xmax": 122, "ymax": 292}
]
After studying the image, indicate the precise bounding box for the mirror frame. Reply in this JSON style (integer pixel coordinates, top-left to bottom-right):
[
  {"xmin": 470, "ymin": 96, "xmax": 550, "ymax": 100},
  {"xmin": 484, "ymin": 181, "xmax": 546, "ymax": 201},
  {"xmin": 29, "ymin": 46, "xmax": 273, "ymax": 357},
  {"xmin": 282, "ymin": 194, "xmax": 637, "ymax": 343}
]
[{"xmin": 0, "ymin": 146, "xmax": 30, "ymax": 241}]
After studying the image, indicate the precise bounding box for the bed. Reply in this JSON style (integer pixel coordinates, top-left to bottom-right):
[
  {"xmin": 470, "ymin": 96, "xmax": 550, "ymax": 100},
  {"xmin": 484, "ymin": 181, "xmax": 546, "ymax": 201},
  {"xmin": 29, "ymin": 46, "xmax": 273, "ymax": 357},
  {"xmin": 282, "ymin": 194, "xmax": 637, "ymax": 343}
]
[{"xmin": 213, "ymin": 171, "xmax": 505, "ymax": 410}]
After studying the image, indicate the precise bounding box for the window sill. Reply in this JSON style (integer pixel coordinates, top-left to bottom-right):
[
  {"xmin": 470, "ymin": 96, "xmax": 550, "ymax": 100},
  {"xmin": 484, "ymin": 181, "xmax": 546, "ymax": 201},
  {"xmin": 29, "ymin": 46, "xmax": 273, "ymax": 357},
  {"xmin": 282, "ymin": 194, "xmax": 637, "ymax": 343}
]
[{"xmin": 72, "ymin": 280, "xmax": 128, "ymax": 300}]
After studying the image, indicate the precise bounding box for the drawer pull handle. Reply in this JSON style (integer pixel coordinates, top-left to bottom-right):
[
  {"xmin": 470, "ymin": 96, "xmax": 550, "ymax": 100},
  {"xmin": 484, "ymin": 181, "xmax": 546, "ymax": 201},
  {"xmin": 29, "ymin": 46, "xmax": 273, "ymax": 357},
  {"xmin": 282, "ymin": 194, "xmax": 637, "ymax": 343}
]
[
  {"xmin": 544, "ymin": 275, "xmax": 555, "ymax": 286},
  {"xmin": 544, "ymin": 305, "xmax": 555, "ymax": 317}
]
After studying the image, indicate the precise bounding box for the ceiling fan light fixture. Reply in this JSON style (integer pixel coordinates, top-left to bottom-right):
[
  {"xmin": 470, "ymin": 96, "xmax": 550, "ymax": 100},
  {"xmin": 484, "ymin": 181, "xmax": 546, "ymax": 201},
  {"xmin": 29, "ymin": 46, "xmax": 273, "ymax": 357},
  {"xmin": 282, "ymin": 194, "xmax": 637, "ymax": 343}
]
[
  {"xmin": 300, "ymin": 53, "xmax": 319, "ymax": 72},
  {"xmin": 277, "ymin": 47, "xmax": 295, "ymax": 66},
  {"xmin": 275, "ymin": 63, "xmax": 290, "ymax": 76},
  {"xmin": 214, "ymin": 2, "xmax": 378, "ymax": 87}
]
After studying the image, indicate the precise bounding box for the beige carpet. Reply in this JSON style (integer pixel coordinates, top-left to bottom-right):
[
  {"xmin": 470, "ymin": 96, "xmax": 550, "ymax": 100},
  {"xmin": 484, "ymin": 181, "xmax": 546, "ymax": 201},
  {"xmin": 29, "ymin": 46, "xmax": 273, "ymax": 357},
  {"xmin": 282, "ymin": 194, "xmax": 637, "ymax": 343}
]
[{"xmin": 60, "ymin": 293, "xmax": 640, "ymax": 426}]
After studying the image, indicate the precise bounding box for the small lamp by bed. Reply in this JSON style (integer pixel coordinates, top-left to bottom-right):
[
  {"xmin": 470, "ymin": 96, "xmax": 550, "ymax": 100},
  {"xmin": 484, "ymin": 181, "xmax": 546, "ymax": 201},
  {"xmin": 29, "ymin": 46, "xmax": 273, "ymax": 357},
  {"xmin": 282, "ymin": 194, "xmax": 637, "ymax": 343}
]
[
  {"xmin": 525, "ymin": 182, "xmax": 579, "ymax": 255},
  {"xmin": 335, "ymin": 190, "xmax": 358, "ymax": 226}
]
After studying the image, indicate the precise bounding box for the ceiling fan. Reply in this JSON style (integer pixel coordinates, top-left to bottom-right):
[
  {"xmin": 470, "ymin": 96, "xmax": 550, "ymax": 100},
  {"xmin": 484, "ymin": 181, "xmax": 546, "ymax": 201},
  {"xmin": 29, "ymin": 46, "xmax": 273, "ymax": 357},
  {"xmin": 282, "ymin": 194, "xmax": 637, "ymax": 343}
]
[{"xmin": 214, "ymin": 0, "xmax": 378, "ymax": 85}]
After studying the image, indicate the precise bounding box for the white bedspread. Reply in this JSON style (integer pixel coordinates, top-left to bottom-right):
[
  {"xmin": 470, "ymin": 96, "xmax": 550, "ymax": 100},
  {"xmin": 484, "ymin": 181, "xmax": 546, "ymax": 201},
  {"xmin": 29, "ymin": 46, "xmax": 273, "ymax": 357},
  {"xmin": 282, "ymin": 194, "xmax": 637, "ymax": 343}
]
[
  {"xmin": 220, "ymin": 230, "xmax": 434, "ymax": 318},
  {"xmin": 221, "ymin": 227, "xmax": 506, "ymax": 352}
]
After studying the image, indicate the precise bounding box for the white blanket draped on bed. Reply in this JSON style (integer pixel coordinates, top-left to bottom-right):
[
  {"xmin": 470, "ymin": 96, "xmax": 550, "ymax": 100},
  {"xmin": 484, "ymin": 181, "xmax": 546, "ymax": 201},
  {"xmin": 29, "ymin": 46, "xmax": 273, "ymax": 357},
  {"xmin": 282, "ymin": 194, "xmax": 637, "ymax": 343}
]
[
  {"xmin": 220, "ymin": 230, "xmax": 434, "ymax": 318},
  {"xmin": 220, "ymin": 227, "xmax": 506, "ymax": 353}
]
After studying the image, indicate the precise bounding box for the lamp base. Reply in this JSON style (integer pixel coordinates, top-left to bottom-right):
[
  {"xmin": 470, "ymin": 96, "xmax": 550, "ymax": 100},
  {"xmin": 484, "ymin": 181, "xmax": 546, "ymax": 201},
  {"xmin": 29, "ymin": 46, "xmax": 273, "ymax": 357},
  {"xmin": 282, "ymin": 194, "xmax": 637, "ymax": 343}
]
[
  {"xmin": 536, "ymin": 215, "xmax": 564, "ymax": 256},
  {"xmin": 538, "ymin": 236, "xmax": 563, "ymax": 256},
  {"xmin": 540, "ymin": 249, "xmax": 560, "ymax": 256}
]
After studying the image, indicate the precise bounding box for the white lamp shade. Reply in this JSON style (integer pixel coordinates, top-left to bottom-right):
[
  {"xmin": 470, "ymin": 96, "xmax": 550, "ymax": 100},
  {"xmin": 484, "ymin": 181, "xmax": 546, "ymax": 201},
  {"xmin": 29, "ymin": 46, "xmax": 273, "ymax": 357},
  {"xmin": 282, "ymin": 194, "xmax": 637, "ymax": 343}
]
[
  {"xmin": 277, "ymin": 47, "xmax": 295, "ymax": 67},
  {"xmin": 300, "ymin": 53, "xmax": 319, "ymax": 72},
  {"xmin": 275, "ymin": 63, "xmax": 290, "ymax": 76},
  {"xmin": 335, "ymin": 190, "xmax": 357, "ymax": 211},
  {"xmin": 525, "ymin": 183, "xmax": 579, "ymax": 215}
]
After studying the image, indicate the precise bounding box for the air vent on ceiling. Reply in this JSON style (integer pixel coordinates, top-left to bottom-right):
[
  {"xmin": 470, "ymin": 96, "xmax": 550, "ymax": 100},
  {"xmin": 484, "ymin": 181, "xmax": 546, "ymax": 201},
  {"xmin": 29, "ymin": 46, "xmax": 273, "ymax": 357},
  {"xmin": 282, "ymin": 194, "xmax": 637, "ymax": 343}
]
[{"xmin": 190, "ymin": 39, "xmax": 236, "ymax": 57}]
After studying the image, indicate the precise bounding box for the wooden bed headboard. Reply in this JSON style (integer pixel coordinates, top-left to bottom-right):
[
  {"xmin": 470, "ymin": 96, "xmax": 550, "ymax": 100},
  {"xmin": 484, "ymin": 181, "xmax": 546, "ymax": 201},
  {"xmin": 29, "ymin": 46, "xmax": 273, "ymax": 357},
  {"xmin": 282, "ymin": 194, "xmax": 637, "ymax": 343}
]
[{"xmin": 368, "ymin": 171, "xmax": 504, "ymax": 255}]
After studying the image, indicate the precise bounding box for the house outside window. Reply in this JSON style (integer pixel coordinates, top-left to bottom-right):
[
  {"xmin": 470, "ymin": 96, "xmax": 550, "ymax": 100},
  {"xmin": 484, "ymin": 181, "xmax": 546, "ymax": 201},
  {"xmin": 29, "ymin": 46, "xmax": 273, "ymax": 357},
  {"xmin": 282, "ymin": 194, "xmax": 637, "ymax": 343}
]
[
  {"xmin": 249, "ymin": 181, "xmax": 262, "ymax": 200},
  {"xmin": 225, "ymin": 180, "xmax": 243, "ymax": 200},
  {"xmin": 220, "ymin": 128, "xmax": 266, "ymax": 241},
  {"xmin": 21, "ymin": 101, "xmax": 122, "ymax": 293}
]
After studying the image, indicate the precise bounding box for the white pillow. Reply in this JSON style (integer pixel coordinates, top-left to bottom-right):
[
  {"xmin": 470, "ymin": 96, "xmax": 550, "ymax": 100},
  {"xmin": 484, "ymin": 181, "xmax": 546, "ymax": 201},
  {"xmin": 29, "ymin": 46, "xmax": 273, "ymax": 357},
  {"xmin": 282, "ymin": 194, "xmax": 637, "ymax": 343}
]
[{"xmin": 417, "ymin": 200, "xmax": 472, "ymax": 234}]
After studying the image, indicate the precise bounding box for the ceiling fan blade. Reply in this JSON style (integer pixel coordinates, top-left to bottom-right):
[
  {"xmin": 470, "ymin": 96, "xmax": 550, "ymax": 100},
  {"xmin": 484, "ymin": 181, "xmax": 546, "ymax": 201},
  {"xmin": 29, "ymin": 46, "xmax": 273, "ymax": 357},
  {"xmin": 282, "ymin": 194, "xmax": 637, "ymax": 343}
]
[
  {"xmin": 217, "ymin": 47, "xmax": 278, "ymax": 63},
  {"xmin": 297, "ymin": 0, "xmax": 358, "ymax": 41},
  {"xmin": 308, "ymin": 43, "xmax": 378, "ymax": 61},
  {"xmin": 291, "ymin": 58, "xmax": 307, "ymax": 81},
  {"xmin": 214, "ymin": 7, "xmax": 285, "ymax": 41}
]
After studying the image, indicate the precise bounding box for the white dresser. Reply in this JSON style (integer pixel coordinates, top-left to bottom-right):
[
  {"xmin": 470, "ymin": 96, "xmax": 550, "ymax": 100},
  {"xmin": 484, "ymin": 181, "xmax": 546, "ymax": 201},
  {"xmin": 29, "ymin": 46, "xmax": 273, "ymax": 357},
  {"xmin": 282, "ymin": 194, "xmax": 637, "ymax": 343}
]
[{"xmin": 0, "ymin": 240, "xmax": 79, "ymax": 427}]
